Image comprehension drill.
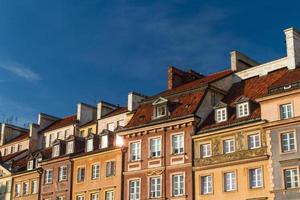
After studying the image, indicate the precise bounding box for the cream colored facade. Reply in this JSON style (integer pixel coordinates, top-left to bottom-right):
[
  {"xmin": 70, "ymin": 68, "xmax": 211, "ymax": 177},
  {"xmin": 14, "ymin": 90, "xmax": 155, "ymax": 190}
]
[
  {"xmin": 193, "ymin": 122, "xmax": 273, "ymax": 200},
  {"xmin": 0, "ymin": 139, "xmax": 29, "ymax": 157},
  {"xmin": 79, "ymin": 122, "xmax": 97, "ymax": 137},
  {"xmin": 0, "ymin": 166, "xmax": 12, "ymax": 200}
]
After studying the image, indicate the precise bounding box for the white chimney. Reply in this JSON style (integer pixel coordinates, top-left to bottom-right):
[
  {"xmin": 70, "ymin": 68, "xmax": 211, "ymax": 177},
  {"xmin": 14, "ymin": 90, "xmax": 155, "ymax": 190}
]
[
  {"xmin": 128, "ymin": 92, "xmax": 146, "ymax": 112},
  {"xmin": 97, "ymin": 101, "xmax": 118, "ymax": 120},
  {"xmin": 230, "ymin": 51, "xmax": 259, "ymax": 72},
  {"xmin": 77, "ymin": 103, "xmax": 97, "ymax": 125},
  {"xmin": 284, "ymin": 27, "xmax": 300, "ymax": 70}
]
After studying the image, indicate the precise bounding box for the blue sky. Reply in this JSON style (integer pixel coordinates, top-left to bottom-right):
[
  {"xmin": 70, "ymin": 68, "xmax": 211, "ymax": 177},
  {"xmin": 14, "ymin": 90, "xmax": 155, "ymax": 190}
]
[{"xmin": 0, "ymin": 0, "xmax": 299, "ymax": 126}]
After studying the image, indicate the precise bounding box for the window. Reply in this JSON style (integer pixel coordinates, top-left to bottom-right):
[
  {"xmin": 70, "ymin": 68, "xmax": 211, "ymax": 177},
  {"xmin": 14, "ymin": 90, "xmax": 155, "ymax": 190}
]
[
  {"xmin": 52, "ymin": 145, "xmax": 60, "ymax": 157},
  {"xmin": 107, "ymin": 123, "xmax": 115, "ymax": 131},
  {"xmin": 281, "ymin": 132, "xmax": 296, "ymax": 152},
  {"xmin": 15, "ymin": 184, "xmax": 21, "ymax": 197},
  {"xmin": 86, "ymin": 139, "xmax": 94, "ymax": 152},
  {"xmin": 23, "ymin": 182, "xmax": 29, "ymax": 195},
  {"xmin": 172, "ymin": 174, "xmax": 184, "ymax": 196},
  {"xmin": 237, "ymin": 102, "xmax": 249, "ymax": 117},
  {"xmin": 92, "ymin": 164, "xmax": 100, "ymax": 180},
  {"xmin": 57, "ymin": 197, "xmax": 65, "ymax": 200},
  {"xmin": 59, "ymin": 166, "xmax": 67, "ymax": 181},
  {"xmin": 150, "ymin": 138, "xmax": 161, "ymax": 157},
  {"xmin": 216, "ymin": 108, "xmax": 227, "ymax": 122},
  {"xmin": 45, "ymin": 169, "xmax": 53, "ymax": 184},
  {"xmin": 76, "ymin": 195, "xmax": 84, "ymax": 200},
  {"xmin": 156, "ymin": 104, "xmax": 167, "ymax": 118},
  {"xmin": 249, "ymin": 168, "xmax": 263, "ymax": 188},
  {"xmin": 66, "ymin": 141, "xmax": 74, "ymax": 154},
  {"xmin": 27, "ymin": 160, "xmax": 34, "ymax": 170},
  {"xmin": 65, "ymin": 129, "xmax": 70, "ymax": 139},
  {"xmin": 224, "ymin": 172, "xmax": 236, "ymax": 191},
  {"xmin": 201, "ymin": 175, "xmax": 212, "ymax": 194},
  {"xmin": 172, "ymin": 134, "xmax": 184, "ymax": 154},
  {"xmin": 36, "ymin": 158, "xmax": 42, "ymax": 168},
  {"xmin": 88, "ymin": 128, "xmax": 93, "ymax": 134},
  {"xmin": 150, "ymin": 177, "xmax": 161, "ymax": 198},
  {"xmin": 106, "ymin": 161, "xmax": 115, "ymax": 177},
  {"xmin": 280, "ymin": 103, "xmax": 293, "ymax": 119},
  {"xmin": 284, "ymin": 168, "xmax": 299, "ymax": 189},
  {"xmin": 223, "ymin": 139, "xmax": 235, "ymax": 154},
  {"xmin": 18, "ymin": 144, "xmax": 22, "ymax": 151},
  {"xmin": 101, "ymin": 135, "xmax": 108, "ymax": 149},
  {"xmin": 31, "ymin": 180, "xmax": 37, "ymax": 194},
  {"xmin": 130, "ymin": 142, "xmax": 141, "ymax": 161},
  {"xmin": 79, "ymin": 130, "xmax": 85, "ymax": 137},
  {"xmin": 3, "ymin": 148, "xmax": 7, "ymax": 156},
  {"xmin": 77, "ymin": 167, "xmax": 85, "ymax": 182},
  {"xmin": 6, "ymin": 180, "xmax": 11, "ymax": 193},
  {"xmin": 248, "ymin": 134, "xmax": 261, "ymax": 149},
  {"xmin": 11, "ymin": 146, "xmax": 15, "ymax": 154},
  {"xmin": 129, "ymin": 180, "xmax": 140, "ymax": 200},
  {"xmin": 91, "ymin": 193, "xmax": 99, "ymax": 200},
  {"xmin": 105, "ymin": 190, "xmax": 114, "ymax": 200},
  {"xmin": 200, "ymin": 143, "xmax": 211, "ymax": 158},
  {"xmin": 58, "ymin": 131, "xmax": 63, "ymax": 140}
]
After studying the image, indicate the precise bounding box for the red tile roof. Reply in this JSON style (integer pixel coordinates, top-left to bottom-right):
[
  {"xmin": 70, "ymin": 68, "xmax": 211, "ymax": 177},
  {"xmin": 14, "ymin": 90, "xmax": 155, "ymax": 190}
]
[
  {"xmin": 125, "ymin": 70, "xmax": 233, "ymax": 129},
  {"xmin": 40, "ymin": 114, "xmax": 77, "ymax": 133},
  {"xmin": 200, "ymin": 68, "xmax": 289, "ymax": 131},
  {"xmin": 1, "ymin": 150, "xmax": 28, "ymax": 162},
  {"xmin": 4, "ymin": 132, "xmax": 29, "ymax": 145}
]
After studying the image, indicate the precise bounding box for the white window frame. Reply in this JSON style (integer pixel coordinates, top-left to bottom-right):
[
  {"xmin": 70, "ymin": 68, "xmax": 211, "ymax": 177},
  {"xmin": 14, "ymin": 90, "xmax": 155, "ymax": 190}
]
[
  {"xmin": 201, "ymin": 175, "xmax": 213, "ymax": 194},
  {"xmin": 237, "ymin": 102, "xmax": 249, "ymax": 118},
  {"xmin": 106, "ymin": 161, "xmax": 115, "ymax": 177},
  {"xmin": 101, "ymin": 135, "xmax": 109, "ymax": 149},
  {"xmin": 216, "ymin": 108, "xmax": 227, "ymax": 122},
  {"xmin": 107, "ymin": 123, "xmax": 115, "ymax": 131},
  {"xmin": 284, "ymin": 168, "xmax": 299, "ymax": 189},
  {"xmin": 129, "ymin": 179, "xmax": 140, "ymax": 200},
  {"xmin": 76, "ymin": 195, "xmax": 85, "ymax": 200},
  {"xmin": 172, "ymin": 173, "xmax": 184, "ymax": 197},
  {"xmin": 224, "ymin": 172, "xmax": 236, "ymax": 192},
  {"xmin": 249, "ymin": 168, "xmax": 263, "ymax": 188},
  {"xmin": 130, "ymin": 142, "xmax": 141, "ymax": 161},
  {"xmin": 105, "ymin": 190, "xmax": 114, "ymax": 200},
  {"xmin": 45, "ymin": 169, "xmax": 53, "ymax": 184},
  {"xmin": 23, "ymin": 182, "xmax": 29, "ymax": 195},
  {"xmin": 86, "ymin": 139, "xmax": 94, "ymax": 152},
  {"xmin": 59, "ymin": 166, "xmax": 67, "ymax": 181},
  {"xmin": 91, "ymin": 193, "xmax": 99, "ymax": 200},
  {"xmin": 223, "ymin": 139, "xmax": 235, "ymax": 154},
  {"xmin": 31, "ymin": 180, "xmax": 38, "ymax": 194},
  {"xmin": 172, "ymin": 134, "xmax": 184, "ymax": 155},
  {"xmin": 27, "ymin": 160, "xmax": 34, "ymax": 170},
  {"xmin": 15, "ymin": 183, "xmax": 21, "ymax": 197},
  {"xmin": 66, "ymin": 141, "xmax": 74, "ymax": 154},
  {"xmin": 248, "ymin": 134, "xmax": 261, "ymax": 149},
  {"xmin": 77, "ymin": 167, "xmax": 85, "ymax": 182},
  {"xmin": 280, "ymin": 103, "xmax": 293, "ymax": 120},
  {"xmin": 156, "ymin": 104, "xmax": 167, "ymax": 118},
  {"xmin": 149, "ymin": 176, "xmax": 161, "ymax": 198},
  {"xmin": 281, "ymin": 131, "xmax": 296, "ymax": 153},
  {"xmin": 52, "ymin": 145, "xmax": 60, "ymax": 157},
  {"xmin": 201, "ymin": 143, "xmax": 211, "ymax": 158},
  {"xmin": 150, "ymin": 137, "xmax": 161, "ymax": 158},
  {"xmin": 92, "ymin": 164, "xmax": 100, "ymax": 180}
]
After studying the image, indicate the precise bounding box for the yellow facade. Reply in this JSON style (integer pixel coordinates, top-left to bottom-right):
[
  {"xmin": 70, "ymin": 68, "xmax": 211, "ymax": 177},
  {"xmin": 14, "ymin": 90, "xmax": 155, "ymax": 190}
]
[
  {"xmin": 79, "ymin": 122, "xmax": 97, "ymax": 137},
  {"xmin": 72, "ymin": 148, "xmax": 123, "ymax": 200},
  {"xmin": 193, "ymin": 122, "xmax": 273, "ymax": 200}
]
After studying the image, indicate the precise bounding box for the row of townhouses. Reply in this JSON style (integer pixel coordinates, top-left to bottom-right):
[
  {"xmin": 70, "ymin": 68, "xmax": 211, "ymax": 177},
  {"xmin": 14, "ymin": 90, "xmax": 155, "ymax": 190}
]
[{"xmin": 0, "ymin": 27, "xmax": 300, "ymax": 200}]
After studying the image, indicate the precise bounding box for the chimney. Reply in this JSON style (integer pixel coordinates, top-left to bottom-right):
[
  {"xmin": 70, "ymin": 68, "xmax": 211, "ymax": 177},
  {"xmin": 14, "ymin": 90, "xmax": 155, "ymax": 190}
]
[
  {"xmin": 167, "ymin": 66, "xmax": 204, "ymax": 90},
  {"xmin": 128, "ymin": 92, "xmax": 147, "ymax": 112},
  {"xmin": 38, "ymin": 113, "xmax": 59, "ymax": 130},
  {"xmin": 29, "ymin": 123, "xmax": 40, "ymax": 151},
  {"xmin": 97, "ymin": 101, "xmax": 118, "ymax": 120},
  {"xmin": 230, "ymin": 51, "xmax": 259, "ymax": 72},
  {"xmin": 284, "ymin": 27, "xmax": 300, "ymax": 70},
  {"xmin": 77, "ymin": 103, "xmax": 97, "ymax": 125}
]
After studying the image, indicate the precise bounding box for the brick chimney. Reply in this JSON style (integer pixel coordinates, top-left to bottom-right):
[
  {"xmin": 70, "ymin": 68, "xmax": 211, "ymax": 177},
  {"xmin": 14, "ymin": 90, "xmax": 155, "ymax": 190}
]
[
  {"xmin": 284, "ymin": 27, "xmax": 300, "ymax": 70},
  {"xmin": 167, "ymin": 66, "xmax": 204, "ymax": 90}
]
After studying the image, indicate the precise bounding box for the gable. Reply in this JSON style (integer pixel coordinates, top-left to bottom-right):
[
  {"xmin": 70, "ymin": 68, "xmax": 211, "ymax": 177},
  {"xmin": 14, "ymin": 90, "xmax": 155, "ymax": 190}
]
[{"xmin": 152, "ymin": 97, "xmax": 168, "ymax": 105}]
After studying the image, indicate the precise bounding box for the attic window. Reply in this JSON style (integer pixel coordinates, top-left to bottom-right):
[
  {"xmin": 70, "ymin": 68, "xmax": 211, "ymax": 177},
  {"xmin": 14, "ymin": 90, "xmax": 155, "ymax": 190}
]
[
  {"xmin": 216, "ymin": 108, "xmax": 227, "ymax": 123},
  {"xmin": 237, "ymin": 102, "xmax": 249, "ymax": 118},
  {"xmin": 156, "ymin": 104, "xmax": 167, "ymax": 118},
  {"xmin": 52, "ymin": 144, "xmax": 60, "ymax": 158},
  {"xmin": 86, "ymin": 138, "xmax": 94, "ymax": 152},
  {"xmin": 27, "ymin": 160, "xmax": 34, "ymax": 170},
  {"xmin": 66, "ymin": 141, "xmax": 74, "ymax": 154}
]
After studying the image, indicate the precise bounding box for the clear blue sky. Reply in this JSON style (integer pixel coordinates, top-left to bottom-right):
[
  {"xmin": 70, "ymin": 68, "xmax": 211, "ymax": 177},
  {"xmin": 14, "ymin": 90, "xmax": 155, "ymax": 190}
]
[{"xmin": 0, "ymin": 0, "xmax": 299, "ymax": 126}]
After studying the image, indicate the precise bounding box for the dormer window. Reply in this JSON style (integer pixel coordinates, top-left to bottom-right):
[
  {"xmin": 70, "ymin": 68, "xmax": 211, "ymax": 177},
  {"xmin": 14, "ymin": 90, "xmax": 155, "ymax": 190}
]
[
  {"xmin": 153, "ymin": 97, "xmax": 168, "ymax": 119},
  {"xmin": 86, "ymin": 139, "xmax": 94, "ymax": 152},
  {"xmin": 66, "ymin": 141, "xmax": 74, "ymax": 154},
  {"xmin": 52, "ymin": 145, "xmax": 60, "ymax": 158},
  {"xmin": 100, "ymin": 135, "xmax": 108, "ymax": 149},
  {"xmin": 237, "ymin": 102, "xmax": 249, "ymax": 118},
  {"xmin": 36, "ymin": 158, "xmax": 42, "ymax": 168},
  {"xmin": 216, "ymin": 108, "xmax": 227, "ymax": 122},
  {"xmin": 27, "ymin": 160, "xmax": 34, "ymax": 170}
]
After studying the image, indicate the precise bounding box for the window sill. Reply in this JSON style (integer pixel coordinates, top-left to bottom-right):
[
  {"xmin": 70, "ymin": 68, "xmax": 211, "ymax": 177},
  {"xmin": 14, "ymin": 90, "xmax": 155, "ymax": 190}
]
[
  {"xmin": 281, "ymin": 150, "xmax": 297, "ymax": 155},
  {"xmin": 170, "ymin": 152, "xmax": 186, "ymax": 156},
  {"xmin": 129, "ymin": 159, "xmax": 142, "ymax": 163},
  {"xmin": 149, "ymin": 156, "xmax": 163, "ymax": 160}
]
